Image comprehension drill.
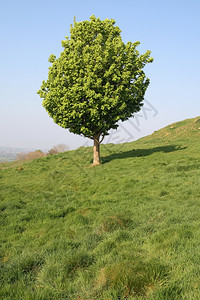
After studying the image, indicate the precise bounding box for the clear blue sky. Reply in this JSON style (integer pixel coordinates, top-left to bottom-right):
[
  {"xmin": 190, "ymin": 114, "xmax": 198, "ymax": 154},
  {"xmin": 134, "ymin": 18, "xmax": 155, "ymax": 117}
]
[{"xmin": 1, "ymin": 0, "xmax": 200, "ymax": 149}]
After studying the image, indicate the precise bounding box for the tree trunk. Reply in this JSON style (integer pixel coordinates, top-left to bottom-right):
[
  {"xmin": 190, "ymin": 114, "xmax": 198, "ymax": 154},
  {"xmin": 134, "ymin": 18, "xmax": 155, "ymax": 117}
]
[{"xmin": 93, "ymin": 136, "xmax": 100, "ymax": 166}]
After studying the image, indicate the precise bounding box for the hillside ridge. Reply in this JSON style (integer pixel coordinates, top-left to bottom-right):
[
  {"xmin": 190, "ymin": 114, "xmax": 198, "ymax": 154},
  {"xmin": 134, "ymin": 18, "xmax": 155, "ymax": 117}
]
[{"xmin": 1, "ymin": 116, "xmax": 200, "ymax": 298}]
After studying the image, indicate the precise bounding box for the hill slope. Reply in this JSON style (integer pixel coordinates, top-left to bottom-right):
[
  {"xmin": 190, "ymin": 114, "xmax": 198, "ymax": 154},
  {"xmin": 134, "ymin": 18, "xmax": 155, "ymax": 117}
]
[{"xmin": 1, "ymin": 117, "xmax": 200, "ymax": 299}]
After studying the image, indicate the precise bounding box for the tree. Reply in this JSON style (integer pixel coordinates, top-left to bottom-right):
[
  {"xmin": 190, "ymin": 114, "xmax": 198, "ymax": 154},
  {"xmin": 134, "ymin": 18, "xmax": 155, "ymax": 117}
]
[
  {"xmin": 48, "ymin": 144, "xmax": 69, "ymax": 155},
  {"xmin": 38, "ymin": 15, "xmax": 153, "ymax": 165}
]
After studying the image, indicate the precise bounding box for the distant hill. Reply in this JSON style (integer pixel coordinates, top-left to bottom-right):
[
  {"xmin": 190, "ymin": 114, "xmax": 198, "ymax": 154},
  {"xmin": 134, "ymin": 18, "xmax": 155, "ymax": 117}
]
[
  {"xmin": 1, "ymin": 116, "xmax": 200, "ymax": 299},
  {"xmin": 0, "ymin": 147, "xmax": 27, "ymax": 162}
]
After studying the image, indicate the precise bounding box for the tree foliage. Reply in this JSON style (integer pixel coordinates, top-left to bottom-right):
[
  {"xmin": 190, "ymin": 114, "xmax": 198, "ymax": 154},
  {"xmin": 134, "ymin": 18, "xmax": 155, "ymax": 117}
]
[{"xmin": 38, "ymin": 16, "xmax": 153, "ymax": 164}]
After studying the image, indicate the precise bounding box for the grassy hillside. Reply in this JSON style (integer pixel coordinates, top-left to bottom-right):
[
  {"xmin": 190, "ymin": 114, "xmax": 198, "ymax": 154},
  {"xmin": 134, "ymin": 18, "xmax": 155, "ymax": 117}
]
[{"xmin": 1, "ymin": 117, "xmax": 200, "ymax": 299}]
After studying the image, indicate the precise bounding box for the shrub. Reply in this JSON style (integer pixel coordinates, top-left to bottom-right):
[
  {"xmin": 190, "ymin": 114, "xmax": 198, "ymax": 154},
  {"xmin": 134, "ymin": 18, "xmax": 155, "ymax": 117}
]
[
  {"xmin": 16, "ymin": 150, "xmax": 46, "ymax": 161},
  {"xmin": 48, "ymin": 144, "xmax": 69, "ymax": 155},
  {"xmin": 16, "ymin": 153, "xmax": 27, "ymax": 161}
]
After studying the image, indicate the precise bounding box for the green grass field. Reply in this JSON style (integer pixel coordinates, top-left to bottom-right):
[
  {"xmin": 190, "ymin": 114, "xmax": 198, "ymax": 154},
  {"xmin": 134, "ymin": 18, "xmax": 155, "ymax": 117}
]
[{"xmin": 1, "ymin": 117, "xmax": 200, "ymax": 299}]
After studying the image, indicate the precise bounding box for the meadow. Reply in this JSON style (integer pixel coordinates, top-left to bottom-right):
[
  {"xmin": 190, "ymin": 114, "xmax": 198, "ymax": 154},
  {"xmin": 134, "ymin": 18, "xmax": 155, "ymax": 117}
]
[{"xmin": 0, "ymin": 117, "xmax": 200, "ymax": 299}]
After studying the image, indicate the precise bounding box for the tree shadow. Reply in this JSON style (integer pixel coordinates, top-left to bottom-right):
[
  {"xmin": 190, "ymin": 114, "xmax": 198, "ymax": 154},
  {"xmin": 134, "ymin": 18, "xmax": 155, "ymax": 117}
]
[{"xmin": 102, "ymin": 145, "xmax": 187, "ymax": 164}]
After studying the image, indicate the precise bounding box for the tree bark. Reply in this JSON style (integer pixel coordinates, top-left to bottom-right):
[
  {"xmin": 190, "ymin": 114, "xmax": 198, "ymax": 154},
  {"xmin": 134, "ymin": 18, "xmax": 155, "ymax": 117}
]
[{"xmin": 93, "ymin": 136, "xmax": 100, "ymax": 166}]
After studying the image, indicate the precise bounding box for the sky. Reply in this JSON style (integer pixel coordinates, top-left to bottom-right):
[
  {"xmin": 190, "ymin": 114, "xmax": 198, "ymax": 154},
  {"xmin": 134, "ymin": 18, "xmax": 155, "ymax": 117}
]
[{"xmin": 1, "ymin": 0, "xmax": 200, "ymax": 150}]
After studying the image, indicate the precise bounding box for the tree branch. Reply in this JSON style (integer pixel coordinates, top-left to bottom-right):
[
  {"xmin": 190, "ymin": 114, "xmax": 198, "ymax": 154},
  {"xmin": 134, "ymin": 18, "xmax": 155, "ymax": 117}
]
[
  {"xmin": 99, "ymin": 133, "xmax": 105, "ymax": 144},
  {"xmin": 93, "ymin": 133, "xmax": 101, "ymax": 143}
]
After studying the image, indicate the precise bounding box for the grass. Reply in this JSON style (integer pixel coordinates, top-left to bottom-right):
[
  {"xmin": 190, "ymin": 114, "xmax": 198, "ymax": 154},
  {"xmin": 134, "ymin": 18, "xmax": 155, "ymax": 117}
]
[{"xmin": 0, "ymin": 116, "xmax": 200, "ymax": 299}]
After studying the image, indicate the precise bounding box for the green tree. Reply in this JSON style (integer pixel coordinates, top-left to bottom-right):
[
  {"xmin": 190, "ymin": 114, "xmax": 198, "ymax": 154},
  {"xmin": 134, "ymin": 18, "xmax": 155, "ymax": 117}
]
[{"xmin": 38, "ymin": 16, "xmax": 153, "ymax": 165}]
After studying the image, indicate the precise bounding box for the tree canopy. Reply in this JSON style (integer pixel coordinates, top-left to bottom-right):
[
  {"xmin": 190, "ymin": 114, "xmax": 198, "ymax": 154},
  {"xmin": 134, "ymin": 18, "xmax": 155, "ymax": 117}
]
[{"xmin": 38, "ymin": 15, "xmax": 153, "ymax": 165}]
